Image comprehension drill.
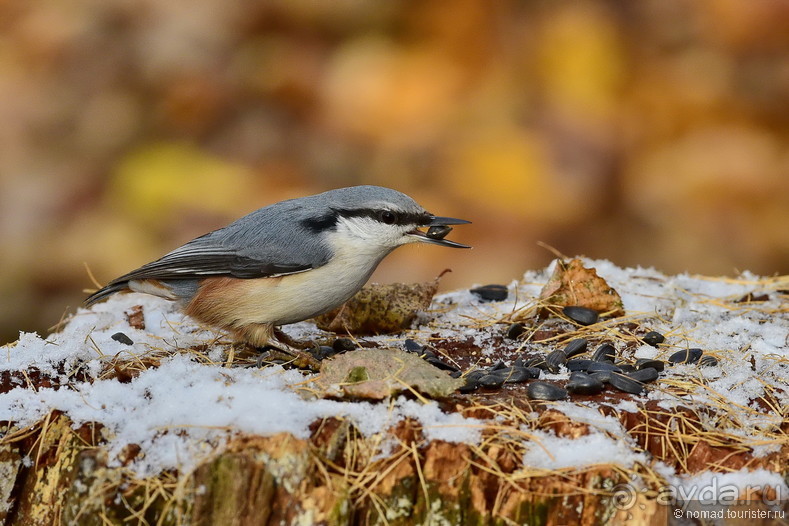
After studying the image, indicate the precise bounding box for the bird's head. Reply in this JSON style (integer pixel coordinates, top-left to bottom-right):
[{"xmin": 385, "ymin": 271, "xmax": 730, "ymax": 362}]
[{"xmin": 303, "ymin": 186, "xmax": 470, "ymax": 256}]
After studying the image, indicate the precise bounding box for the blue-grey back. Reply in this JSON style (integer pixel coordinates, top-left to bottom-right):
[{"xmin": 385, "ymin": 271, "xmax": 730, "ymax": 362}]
[
  {"xmin": 208, "ymin": 185, "xmax": 425, "ymax": 263},
  {"xmin": 84, "ymin": 186, "xmax": 427, "ymax": 304}
]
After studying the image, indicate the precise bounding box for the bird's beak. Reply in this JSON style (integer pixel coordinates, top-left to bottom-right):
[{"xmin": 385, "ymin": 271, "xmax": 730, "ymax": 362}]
[
  {"xmin": 408, "ymin": 216, "xmax": 472, "ymax": 248},
  {"xmin": 428, "ymin": 216, "xmax": 471, "ymax": 226}
]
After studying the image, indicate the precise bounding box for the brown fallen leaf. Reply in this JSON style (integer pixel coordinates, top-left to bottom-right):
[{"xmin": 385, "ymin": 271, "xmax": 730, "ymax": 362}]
[
  {"xmin": 125, "ymin": 305, "xmax": 145, "ymax": 330},
  {"xmin": 313, "ymin": 272, "xmax": 447, "ymax": 335},
  {"xmin": 317, "ymin": 348, "xmax": 464, "ymax": 400},
  {"xmin": 537, "ymin": 258, "xmax": 625, "ymax": 317}
]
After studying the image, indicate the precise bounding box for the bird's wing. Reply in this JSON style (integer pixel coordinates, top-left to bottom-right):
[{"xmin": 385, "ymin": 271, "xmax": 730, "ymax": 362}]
[
  {"xmin": 83, "ymin": 243, "xmax": 318, "ymax": 306},
  {"xmin": 85, "ymin": 201, "xmax": 334, "ymax": 305},
  {"xmin": 104, "ymin": 226, "xmax": 329, "ymax": 289},
  {"xmin": 83, "ymin": 243, "xmax": 315, "ymax": 306},
  {"xmin": 109, "ymin": 245, "xmax": 313, "ymax": 283}
]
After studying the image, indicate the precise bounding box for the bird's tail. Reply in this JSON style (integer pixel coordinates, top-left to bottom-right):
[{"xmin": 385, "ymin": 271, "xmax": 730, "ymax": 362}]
[{"xmin": 83, "ymin": 282, "xmax": 129, "ymax": 307}]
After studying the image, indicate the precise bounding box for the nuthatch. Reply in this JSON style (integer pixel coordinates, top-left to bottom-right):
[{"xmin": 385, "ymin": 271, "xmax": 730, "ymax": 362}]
[{"xmin": 85, "ymin": 186, "xmax": 470, "ymax": 363}]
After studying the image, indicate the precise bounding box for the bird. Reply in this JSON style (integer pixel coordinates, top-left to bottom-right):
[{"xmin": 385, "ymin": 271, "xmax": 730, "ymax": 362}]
[{"xmin": 85, "ymin": 185, "xmax": 470, "ymax": 367}]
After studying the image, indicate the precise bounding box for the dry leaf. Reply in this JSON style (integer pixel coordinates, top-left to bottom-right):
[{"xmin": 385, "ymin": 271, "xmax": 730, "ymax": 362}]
[
  {"xmin": 537, "ymin": 258, "xmax": 625, "ymax": 317},
  {"xmin": 313, "ymin": 272, "xmax": 446, "ymax": 335},
  {"xmin": 317, "ymin": 348, "xmax": 464, "ymax": 400},
  {"xmin": 125, "ymin": 305, "xmax": 145, "ymax": 330}
]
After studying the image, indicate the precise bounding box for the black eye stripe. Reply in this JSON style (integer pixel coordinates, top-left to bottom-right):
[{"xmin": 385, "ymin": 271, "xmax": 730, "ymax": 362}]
[
  {"xmin": 337, "ymin": 208, "xmax": 431, "ymax": 226},
  {"xmin": 301, "ymin": 208, "xmax": 431, "ymax": 232},
  {"xmin": 300, "ymin": 213, "xmax": 337, "ymax": 233}
]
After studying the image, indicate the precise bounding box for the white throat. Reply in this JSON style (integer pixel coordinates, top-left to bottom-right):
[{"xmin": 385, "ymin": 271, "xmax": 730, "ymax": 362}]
[{"xmin": 333, "ymin": 216, "xmax": 409, "ymax": 256}]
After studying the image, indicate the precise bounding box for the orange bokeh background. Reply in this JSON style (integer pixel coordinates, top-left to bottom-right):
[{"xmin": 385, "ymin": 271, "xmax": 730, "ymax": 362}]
[{"xmin": 1, "ymin": 0, "xmax": 787, "ymax": 343}]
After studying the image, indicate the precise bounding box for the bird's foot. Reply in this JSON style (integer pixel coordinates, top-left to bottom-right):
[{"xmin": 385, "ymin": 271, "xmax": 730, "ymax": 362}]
[
  {"xmin": 232, "ymin": 324, "xmax": 319, "ymax": 370},
  {"xmin": 272, "ymin": 328, "xmax": 311, "ymax": 350},
  {"xmin": 256, "ymin": 340, "xmax": 321, "ymax": 372}
]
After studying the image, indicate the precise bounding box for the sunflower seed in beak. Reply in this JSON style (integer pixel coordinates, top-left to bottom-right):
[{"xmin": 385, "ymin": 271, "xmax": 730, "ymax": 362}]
[{"xmin": 426, "ymin": 225, "xmax": 452, "ymax": 240}]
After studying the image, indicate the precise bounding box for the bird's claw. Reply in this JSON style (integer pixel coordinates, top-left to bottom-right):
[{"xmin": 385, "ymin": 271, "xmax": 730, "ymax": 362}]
[{"xmin": 256, "ymin": 345, "xmax": 321, "ymax": 372}]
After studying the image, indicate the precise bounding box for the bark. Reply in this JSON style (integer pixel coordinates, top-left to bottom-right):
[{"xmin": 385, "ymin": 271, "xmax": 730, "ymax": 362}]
[{"xmin": 2, "ymin": 412, "xmax": 784, "ymax": 525}]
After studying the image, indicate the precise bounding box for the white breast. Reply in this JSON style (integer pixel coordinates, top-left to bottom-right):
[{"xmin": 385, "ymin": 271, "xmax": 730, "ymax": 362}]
[{"xmin": 231, "ymin": 230, "xmax": 393, "ymax": 325}]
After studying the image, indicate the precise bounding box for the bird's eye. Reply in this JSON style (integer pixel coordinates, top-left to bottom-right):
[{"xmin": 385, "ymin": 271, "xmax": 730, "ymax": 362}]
[{"xmin": 379, "ymin": 210, "xmax": 397, "ymax": 225}]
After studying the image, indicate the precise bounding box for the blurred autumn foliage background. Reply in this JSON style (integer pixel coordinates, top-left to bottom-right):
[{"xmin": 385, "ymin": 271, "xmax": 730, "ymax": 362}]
[{"xmin": 2, "ymin": 0, "xmax": 788, "ymax": 344}]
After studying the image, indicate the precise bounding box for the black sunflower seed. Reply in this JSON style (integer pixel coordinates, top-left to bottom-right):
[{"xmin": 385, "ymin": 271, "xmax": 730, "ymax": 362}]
[
  {"xmin": 459, "ymin": 377, "xmax": 480, "ymax": 393},
  {"xmin": 333, "ymin": 338, "xmax": 357, "ymax": 352},
  {"xmin": 699, "ymin": 355, "xmax": 719, "ymax": 367},
  {"xmin": 642, "ymin": 331, "xmax": 665, "ymax": 347},
  {"xmin": 404, "ymin": 339, "xmax": 425, "ymax": 353},
  {"xmin": 545, "ymin": 350, "xmax": 567, "ymax": 373},
  {"xmin": 563, "ymin": 338, "xmax": 588, "ymax": 358},
  {"xmin": 425, "ymin": 356, "xmax": 459, "ymax": 372},
  {"xmin": 490, "ymin": 360, "xmax": 507, "ymax": 371},
  {"xmin": 423, "ymin": 350, "xmax": 439, "ymax": 361},
  {"xmin": 111, "ymin": 332, "xmax": 134, "ymax": 346},
  {"xmin": 563, "ymin": 306, "xmax": 599, "ymax": 326},
  {"xmin": 628, "ymin": 367, "xmax": 659, "ymax": 383},
  {"xmin": 592, "ymin": 343, "xmax": 616, "ymax": 363},
  {"xmin": 586, "ymin": 361, "xmax": 622, "ymax": 373},
  {"xmin": 479, "ymin": 373, "xmax": 507, "ymax": 388},
  {"xmin": 506, "ymin": 323, "xmax": 525, "ymax": 339},
  {"xmin": 566, "ymin": 359, "xmax": 594, "ymax": 371},
  {"xmin": 617, "ymin": 363, "xmax": 636, "ymax": 373},
  {"xmin": 527, "ymin": 381, "xmax": 568, "ymax": 401},
  {"xmin": 609, "ymin": 372, "xmax": 646, "ymax": 394},
  {"xmin": 471, "ymin": 285, "xmax": 508, "ymax": 302},
  {"xmin": 566, "ymin": 372, "xmax": 604, "ymax": 395},
  {"xmin": 668, "ymin": 348, "xmax": 703, "ymax": 365},
  {"xmin": 525, "ymin": 357, "xmax": 547, "ymax": 369},
  {"xmin": 426, "ymin": 225, "xmax": 452, "ymax": 240},
  {"xmin": 465, "ymin": 370, "xmax": 486, "ymax": 382},
  {"xmin": 590, "ymin": 370, "xmax": 612, "ymax": 383},
  {"xmin": 635, "ymin": 358, "xmax": 665, "ymax": 372},
  {"xmin": 501, "ymin": 367, "xmax": 532, "ymax": 383},
  {"xmin": 309, "ymin": 346, "xmax": 337, "ymax": 360}
]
